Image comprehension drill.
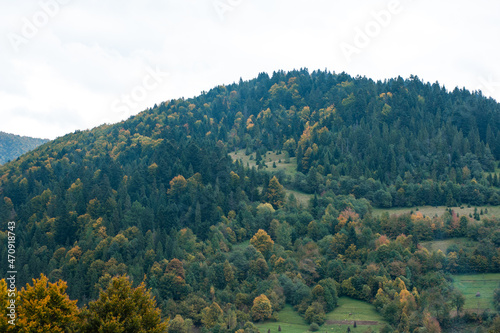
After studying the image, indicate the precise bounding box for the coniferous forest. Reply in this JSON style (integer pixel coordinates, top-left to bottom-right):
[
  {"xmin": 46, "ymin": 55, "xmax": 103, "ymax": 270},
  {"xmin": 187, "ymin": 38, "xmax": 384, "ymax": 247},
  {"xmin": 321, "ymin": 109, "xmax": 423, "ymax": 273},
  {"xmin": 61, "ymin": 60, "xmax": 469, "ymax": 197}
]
[
  {"xmin": 1, "ymin": 69, "xmax": 500, "ymax": 332},
  {"xmin": 0, "ymin": 132, "xmax": 48, "ymax": 165}
]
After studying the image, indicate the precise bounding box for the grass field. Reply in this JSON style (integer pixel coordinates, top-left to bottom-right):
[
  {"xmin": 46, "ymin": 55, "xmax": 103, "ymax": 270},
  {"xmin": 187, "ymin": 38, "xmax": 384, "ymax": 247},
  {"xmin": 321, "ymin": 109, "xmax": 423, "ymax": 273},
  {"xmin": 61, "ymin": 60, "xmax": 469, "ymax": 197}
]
[
  {"xmin": 255, "ymin": 305, "xmax": 308, "ymax": 333},
  {"xmin": 373, "ymin": 205, "xmax": 500, "ymax": 220},
  {"xmin": 452, "ymin": 274, "xmax": 500, "ymax": 312},
  {"xmin": 421, "ymin": 238, "xmax": 478, "ymax": 254},
  {"xmin": 324, "ymin": 297, "xmax": 387, "ymax": 332},
  {"xmin": 285, "ymin": 188, "xmax": 313, "ymax": 206},
  {"xmin": 255, "ymin": 298, "xmax": 386, "ymax": 333},
  {"xmin": 235, "ymin": 148, "xmax": 314, "ymax": 207},
  {"xmin": 231, "ymin": 240, "xmax": 250, "ymax": 251},
  {"xmin": 231, "ymin": 149, "xmax": 298, "ymax": 176}
]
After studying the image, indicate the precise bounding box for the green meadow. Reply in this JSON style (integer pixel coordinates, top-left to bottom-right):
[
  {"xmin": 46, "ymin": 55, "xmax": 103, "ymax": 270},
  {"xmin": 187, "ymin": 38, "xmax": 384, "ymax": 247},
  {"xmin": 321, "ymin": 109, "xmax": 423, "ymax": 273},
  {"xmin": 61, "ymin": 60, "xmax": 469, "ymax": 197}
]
[
  {"xmin": 373, "ymin": 205, "xmax": 500, "ymax": 220},
  {"xmin": 452, "ymin": 274, "xmax": 500, "ymax": 312},
  {"xmin": 421, "ymin": 238, "xmax": 478, "ymax": 254},
  {"xmin": 255, "ymin": 298, "xmax": 386, "ymax": 333},
  {"xmin": 232, "ymin": 149, "xmax": 298, "ymax": 176}
]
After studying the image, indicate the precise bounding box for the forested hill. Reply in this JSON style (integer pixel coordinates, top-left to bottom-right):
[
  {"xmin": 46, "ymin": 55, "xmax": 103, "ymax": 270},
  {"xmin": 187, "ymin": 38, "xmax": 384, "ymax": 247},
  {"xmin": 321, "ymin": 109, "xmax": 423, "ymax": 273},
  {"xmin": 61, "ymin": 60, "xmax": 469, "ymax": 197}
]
[
  {"xmin": 1, "ymin": 69, "xmax": 500, "ymax": 332},
  {"xmin": 0, "ymin": 131, "xmax": 49, "ymax": 164}
]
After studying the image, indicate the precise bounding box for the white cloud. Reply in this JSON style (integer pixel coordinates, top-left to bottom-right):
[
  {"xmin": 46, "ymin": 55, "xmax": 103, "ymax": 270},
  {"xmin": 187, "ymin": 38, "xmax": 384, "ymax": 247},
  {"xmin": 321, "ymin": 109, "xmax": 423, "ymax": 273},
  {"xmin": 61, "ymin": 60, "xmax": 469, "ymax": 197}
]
[{"xmin": 1, "ymin": 0, "xmax": 499, "ymax": 139}]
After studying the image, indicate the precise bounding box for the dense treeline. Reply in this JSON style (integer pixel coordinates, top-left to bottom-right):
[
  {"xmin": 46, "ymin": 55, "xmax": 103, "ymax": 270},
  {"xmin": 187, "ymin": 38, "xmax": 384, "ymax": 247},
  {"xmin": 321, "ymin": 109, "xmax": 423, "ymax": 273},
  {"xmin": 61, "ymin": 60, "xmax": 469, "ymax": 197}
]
[
  {"xmin": 0, "ymin": 69, "xmax": 500, "ymax": 332},
  {"xmin": 0, "ymin": 131, "xmax": 48, "ymax": 165}
]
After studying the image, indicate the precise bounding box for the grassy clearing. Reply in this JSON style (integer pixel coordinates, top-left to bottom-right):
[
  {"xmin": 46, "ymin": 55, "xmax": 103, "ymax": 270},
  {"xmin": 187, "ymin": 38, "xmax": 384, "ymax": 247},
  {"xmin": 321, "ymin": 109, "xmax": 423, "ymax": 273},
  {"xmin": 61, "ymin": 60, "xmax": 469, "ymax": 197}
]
[
  {"xmin": 255, "ymin": 298, "xmax": 385, "ymax": 333},
  {"xmin": 452, "ymin": 274, "xmax": 500, "ymax": 312},
  {"xmin": 236, "ymin": 148, "xmax": 313, "ymax": 208},
  {"xmin": 421, "ymin": 238, "xmax": 478, "ymax": 254},
  {"xmin": 324, "ymin": 297, "xmax": 387, "ymax": 332},
  {"xmin": 285, "ymin": 188, "xmax": 313, "ymax": 206},
  {"xmin": 231, "ymin": 149, "xmax": 298, "ymax": 176},
  {"xmin": 483, "ymin": 167, "xmax": 500, "ymax": 178},
  {"xmin": 255, "ymin": 305, "xmax": 308, "ymax": 333},
  {"xmin": 257, "ymin": 186, "xmax": 312, "ymax": 207},
  {"xmin": 231, "ymin": 240, "xmax": 250, "ymax": 251},
  {"xmin": 373, "ymin": 205, "xmax": 500, "ymax": 220}
]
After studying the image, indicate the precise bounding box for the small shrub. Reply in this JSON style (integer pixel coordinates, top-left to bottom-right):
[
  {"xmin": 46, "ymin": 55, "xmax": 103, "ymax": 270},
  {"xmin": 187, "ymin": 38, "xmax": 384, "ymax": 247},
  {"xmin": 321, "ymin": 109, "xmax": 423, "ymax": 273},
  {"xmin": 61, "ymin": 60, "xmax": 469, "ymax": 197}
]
[{"xmin": 309, "ymin": 323, "xmax": 320, "ymax": 332}]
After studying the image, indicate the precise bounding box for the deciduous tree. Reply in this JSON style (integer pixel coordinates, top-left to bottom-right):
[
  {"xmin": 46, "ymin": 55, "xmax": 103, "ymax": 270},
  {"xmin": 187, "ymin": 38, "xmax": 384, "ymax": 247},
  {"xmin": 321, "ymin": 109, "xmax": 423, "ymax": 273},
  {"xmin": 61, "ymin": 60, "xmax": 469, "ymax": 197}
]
[
  {"xmin": 250, "ymin": 229, "xmax": 274, "ymax": 256},
  {"xmin": 251, "ymin": 294, "xmax": 272, "ymax": 321},
  {"xmin": 16, "ymin": 274, "xmax": 79, "ymax": 333},
  {"xmin": 263, "ymin": 176, "xmax": 286, "ymax": 208},
  {"xmin": 81, "ymin": 275, "xmax": 167, "ymax": 333}
]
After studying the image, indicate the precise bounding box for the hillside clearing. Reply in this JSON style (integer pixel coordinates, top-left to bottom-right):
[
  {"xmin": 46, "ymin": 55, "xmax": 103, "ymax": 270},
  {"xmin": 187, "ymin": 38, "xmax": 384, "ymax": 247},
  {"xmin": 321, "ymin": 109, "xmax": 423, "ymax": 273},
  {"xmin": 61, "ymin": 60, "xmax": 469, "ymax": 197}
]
[
  {"xmin": 421, "ymin": 238, "xmax": 478, "ymax": 253},
  {"xmin": 231, "ymin": 149, "xmax": 298, "ymax": 176},
  {"xmin": 452, "ymin": 274, "xmax": 500, "ymax": 312},
  {"xmin": 373, "ymin": 205, "xmax": 500, "ymax": 220},
  {"xmin": 255, "ymin": 298, "xmax": 386, "ymax": 333}
]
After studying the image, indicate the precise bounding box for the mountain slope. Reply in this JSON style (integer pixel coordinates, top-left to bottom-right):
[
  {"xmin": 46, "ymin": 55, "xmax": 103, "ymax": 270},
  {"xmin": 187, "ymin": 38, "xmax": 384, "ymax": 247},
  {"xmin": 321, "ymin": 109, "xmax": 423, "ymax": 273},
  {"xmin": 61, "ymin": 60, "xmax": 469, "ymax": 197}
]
[
  {"xmin": 0, "ymin": 69, "xmax": 499, "ymax": 331},
  {"xmin": 0, "ymin": 131, "xmax": 49, "ymax": 164}
]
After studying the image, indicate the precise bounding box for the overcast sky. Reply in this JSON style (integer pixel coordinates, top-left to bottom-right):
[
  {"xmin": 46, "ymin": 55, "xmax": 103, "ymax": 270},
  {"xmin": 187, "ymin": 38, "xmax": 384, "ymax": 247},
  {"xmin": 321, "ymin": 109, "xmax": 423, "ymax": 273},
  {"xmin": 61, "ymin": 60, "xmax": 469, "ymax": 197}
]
[{"xmin": 1, "ymin": 0, "xmax": 500, "ymax": 140}]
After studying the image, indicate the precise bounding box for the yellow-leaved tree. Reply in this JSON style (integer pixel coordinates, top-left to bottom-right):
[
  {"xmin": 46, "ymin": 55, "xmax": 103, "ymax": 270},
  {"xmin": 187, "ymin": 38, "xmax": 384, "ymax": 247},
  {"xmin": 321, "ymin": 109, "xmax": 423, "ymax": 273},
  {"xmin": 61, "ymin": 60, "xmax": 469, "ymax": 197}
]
[
  {"xmin": 251, "ymin": 294, "xmax": 272, "ymax": 321},
  {"xmin": 263, "ymin": 176, "xmax": 286, "ymax": 209},
  {"xmin": 250, "ymin": 229, "xmax": 274, "ymax": 256},
  {"xmin": 16, "ymin": 274, "xmax": 79, "ymax": 333},
  {"xmin": 81, "ymin": 275, "xmax": 167, "ymax": 333},
  {"xmin": 201, "ymin": 302, "xmax": 223, "ymax": 328},
  {"xmin": 0, "ymin": 279, "xmax": 16, "ymax": 332}
]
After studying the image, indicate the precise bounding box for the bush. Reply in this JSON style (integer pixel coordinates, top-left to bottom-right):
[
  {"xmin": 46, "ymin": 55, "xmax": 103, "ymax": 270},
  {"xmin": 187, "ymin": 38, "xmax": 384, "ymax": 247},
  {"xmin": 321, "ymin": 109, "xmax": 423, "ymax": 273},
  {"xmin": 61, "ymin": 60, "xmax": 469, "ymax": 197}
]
[
  {"xmin": 304, "ymin": 302, "xmax": 326, "ymax": 325},
  {"xmin": 309, "ymin": 322, "xmax": 320, "ymax": 331}
]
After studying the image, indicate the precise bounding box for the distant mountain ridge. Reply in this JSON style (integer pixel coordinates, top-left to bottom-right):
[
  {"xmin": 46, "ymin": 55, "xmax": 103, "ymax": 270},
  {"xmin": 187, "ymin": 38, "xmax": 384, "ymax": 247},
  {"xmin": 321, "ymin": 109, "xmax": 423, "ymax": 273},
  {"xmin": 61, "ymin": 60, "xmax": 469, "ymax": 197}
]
[{"xmin": 0, "ymin": 131, "xmax": 49, "ymax": 164}]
